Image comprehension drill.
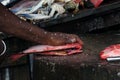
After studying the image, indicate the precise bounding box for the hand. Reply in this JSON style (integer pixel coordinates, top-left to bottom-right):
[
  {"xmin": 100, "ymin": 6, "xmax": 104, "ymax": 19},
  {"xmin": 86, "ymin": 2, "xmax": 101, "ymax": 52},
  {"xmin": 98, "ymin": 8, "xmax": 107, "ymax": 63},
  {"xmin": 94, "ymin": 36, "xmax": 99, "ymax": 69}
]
[{"xmin": 42, "ymin": 32, "xmax": 83, "ymax": 46}]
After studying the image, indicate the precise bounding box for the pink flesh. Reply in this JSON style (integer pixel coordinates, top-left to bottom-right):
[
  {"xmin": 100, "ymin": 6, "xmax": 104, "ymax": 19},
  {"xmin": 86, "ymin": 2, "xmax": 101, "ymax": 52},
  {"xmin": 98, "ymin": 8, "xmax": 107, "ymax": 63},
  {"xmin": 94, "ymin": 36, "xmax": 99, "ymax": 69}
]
[
  {"xmin": 100, "ymin": 44, "xmax": 120, "ymax": 60},
  {"xmin": 23, "ymin": 43, "xmax": 81, "ymax": 53},
  {"xmin": 90, "ymin": 0, "xmax": 103, "ymax": 7},
  {"xmin": 10, "ymin": 43, "xmax": 82, "ymax": 61}
]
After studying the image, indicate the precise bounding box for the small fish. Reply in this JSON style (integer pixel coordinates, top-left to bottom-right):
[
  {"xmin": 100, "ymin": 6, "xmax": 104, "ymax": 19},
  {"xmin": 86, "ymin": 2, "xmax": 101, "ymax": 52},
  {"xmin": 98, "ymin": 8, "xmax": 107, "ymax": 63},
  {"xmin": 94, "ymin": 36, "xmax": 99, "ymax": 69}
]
[
  {"xmin": 10, "ymin": 43, "xmax": 82, "ymax": 61},
  {"xmin": 25, "ymin": 0, "xmax": 54, "ymax": 14},
  {"xmin": 49, "ymin": 3, "xmax": 65, "ymax": 18},
  {"xmin": 10, "ymin": 1, "xmax": 38, "ymax": 14}
]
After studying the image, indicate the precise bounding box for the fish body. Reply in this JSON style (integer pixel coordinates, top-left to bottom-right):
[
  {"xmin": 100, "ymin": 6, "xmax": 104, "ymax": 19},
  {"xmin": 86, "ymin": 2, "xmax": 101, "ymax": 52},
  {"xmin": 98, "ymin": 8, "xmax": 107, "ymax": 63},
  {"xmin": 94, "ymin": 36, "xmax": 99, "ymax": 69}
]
[
  {"xmin": 100, "ymin": 44, "xmax": 120, "ymax": 60},
  {"xmin": 10, "ymin": 1, "xmax": 38, "ymax": 14},
  {"xmin": 10, "ymin": 43, "xmax": 82, "ymax": 61}
]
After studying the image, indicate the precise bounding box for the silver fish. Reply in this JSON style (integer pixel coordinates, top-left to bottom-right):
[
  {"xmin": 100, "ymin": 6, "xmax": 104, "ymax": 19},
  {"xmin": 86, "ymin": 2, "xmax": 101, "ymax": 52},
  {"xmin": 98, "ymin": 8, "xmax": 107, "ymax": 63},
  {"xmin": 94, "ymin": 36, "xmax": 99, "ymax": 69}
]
[{"xmin": 19, "ymin": 14, "xmax": 51, "ymax": 20}]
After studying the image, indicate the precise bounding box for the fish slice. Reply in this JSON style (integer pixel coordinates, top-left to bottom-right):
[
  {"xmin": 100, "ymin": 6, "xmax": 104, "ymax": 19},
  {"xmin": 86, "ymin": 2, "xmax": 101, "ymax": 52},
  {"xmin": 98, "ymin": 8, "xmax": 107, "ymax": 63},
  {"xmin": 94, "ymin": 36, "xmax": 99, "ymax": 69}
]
[
  {"xmin": 10, "ymin": 43, "xmax": 82, "ymax": 61},
  {"xmin": 100, "ymin": 44, "xmax": 120, "ymax": 60}
]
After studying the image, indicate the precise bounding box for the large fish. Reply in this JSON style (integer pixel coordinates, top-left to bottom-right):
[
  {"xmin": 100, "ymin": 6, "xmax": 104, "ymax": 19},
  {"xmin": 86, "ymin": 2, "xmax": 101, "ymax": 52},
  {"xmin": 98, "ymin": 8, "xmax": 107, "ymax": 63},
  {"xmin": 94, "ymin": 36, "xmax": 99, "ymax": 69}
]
[{"xmin": 10, "ymin": 43, "xmax": 82, "ymax": 61}]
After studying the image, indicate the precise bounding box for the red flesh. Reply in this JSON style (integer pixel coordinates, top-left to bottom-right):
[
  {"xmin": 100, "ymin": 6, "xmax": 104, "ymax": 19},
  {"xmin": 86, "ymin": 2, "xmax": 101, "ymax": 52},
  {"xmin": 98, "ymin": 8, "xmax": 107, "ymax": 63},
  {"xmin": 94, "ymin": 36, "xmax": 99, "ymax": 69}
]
[
  {"xmin": 100, "ymin": 44, "xmax": 120, "ymax": 60},
  {"xmin": 10, "ymin": 43, "xmax": 82, "ymax": 61}
]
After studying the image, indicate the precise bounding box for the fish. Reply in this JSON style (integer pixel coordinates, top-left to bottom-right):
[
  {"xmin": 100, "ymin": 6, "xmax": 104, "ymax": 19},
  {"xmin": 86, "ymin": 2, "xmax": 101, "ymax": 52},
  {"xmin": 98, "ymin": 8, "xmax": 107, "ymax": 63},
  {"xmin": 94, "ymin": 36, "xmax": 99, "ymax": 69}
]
[
  {"xmin": 10, "ymin": 43, "xmax": 82, "ymax": 61},
  {"xmin": 10, "ymin": 0, "xmax": 103, "ymax": 21},
  {"xmin": 27, "ymin": 0, "xmax": 54, "ymax": 14},
  {"xmin": 100, "ymin": 44, "xmax": 120, "ymax": 60},
  {"xmin": 1, "ymin": 0, "xmax": 10, "ymax": 6},
  {"xmin": 10, "ymin": 1, "xmax": 39, "ymax": 14},
  {"xmin": 19, "ymin": 14, "xmax": 51, "ymax": 20},
  {"xmin": 49, "ymin": 3, "xmax": 65, "ymax": 18},
  {"xmin": 12, "ymin": 0, "xmax": 55, "ymax": 14},
  {"xmin": 11, "ymin": 0, "xmax": 65, "ymax": 20}
]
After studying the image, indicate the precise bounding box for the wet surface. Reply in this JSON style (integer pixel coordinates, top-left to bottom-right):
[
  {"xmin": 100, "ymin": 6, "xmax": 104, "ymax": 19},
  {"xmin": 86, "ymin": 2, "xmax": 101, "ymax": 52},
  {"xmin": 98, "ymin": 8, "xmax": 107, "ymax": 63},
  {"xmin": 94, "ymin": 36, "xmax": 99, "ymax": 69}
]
[{"xmin": 34, "ymin": 28, "xmax": 120, "ymax": 80}]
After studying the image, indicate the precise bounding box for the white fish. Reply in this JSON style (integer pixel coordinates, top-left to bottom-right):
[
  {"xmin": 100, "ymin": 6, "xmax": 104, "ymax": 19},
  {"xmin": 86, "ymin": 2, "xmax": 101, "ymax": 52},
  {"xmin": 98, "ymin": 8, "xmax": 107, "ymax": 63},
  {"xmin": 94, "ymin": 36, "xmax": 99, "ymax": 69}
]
[
  {"xmin": 14, "ymin": 0, "xmax": 55, "ymax": 14},
  {"xmin": 49, "ymin": 3, "xmax": 65, "ymax": 18},
  {"xmin": 1, "ymin": 0, "xmax": 10, "ymax": 5},
  {"xmin": 19, "ymin": 14, "xmax": 51, "ymax": 20},
  {"xmin": 10, "ymin": 1, "xmax": 38, "ymax": 14}
]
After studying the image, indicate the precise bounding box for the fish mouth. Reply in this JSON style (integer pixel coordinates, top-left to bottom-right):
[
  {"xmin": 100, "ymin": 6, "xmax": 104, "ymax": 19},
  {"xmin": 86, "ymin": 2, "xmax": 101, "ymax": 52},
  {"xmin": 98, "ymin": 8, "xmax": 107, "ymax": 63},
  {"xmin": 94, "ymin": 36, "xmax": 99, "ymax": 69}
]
[{"xmin": 0, "ymin": 40, "xmax": 6, "ymax": 56}]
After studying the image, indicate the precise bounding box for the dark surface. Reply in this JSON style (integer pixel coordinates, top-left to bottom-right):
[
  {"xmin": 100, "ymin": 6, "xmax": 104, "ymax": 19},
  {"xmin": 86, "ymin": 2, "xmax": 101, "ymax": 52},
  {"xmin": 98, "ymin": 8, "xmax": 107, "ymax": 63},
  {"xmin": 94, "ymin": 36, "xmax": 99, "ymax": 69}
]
[
  {"xmin": 0, "ymin": 65, "xmax": 30, "ymax": 80},
  {"xmin": 0, "ymin": 38, "xmax": 32, "ymax": 68},
  {"xmin": 34, "ymin": 28, "xmax": 120, "ymax": 80}
]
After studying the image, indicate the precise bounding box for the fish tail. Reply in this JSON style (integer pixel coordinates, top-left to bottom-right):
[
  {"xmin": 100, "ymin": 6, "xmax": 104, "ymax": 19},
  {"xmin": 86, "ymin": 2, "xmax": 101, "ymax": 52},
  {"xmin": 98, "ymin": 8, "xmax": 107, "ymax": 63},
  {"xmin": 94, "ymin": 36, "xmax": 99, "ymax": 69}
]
[{"xmin": 10, "ymin": 53, "xmax": 26, "ymax": 61}]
